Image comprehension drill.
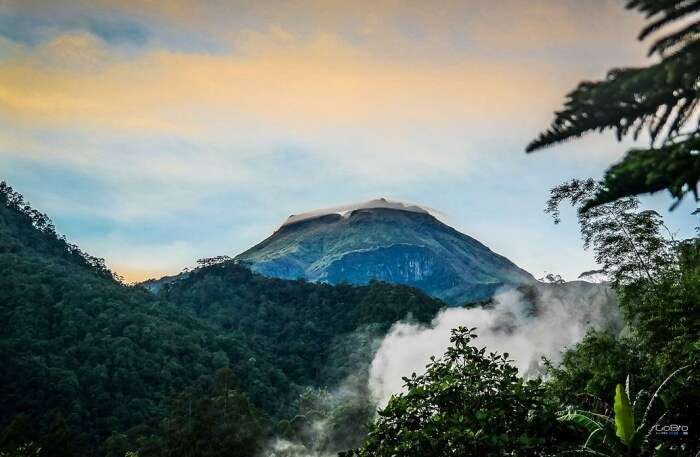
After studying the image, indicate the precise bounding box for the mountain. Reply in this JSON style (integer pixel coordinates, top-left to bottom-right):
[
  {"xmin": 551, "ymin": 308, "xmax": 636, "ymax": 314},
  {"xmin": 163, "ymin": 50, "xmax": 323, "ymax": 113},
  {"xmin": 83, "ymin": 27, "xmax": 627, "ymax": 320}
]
[{"xmin": 236, "ymin": 198, "xmax": 535, "ymax": 304}]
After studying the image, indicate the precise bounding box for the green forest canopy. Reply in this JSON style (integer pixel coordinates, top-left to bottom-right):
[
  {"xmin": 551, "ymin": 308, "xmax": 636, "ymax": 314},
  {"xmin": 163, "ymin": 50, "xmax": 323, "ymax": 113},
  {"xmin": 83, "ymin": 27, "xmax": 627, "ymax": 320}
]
[{"xmin": 0, "ymin": 181, "xmax": 445, "ymax": 457}]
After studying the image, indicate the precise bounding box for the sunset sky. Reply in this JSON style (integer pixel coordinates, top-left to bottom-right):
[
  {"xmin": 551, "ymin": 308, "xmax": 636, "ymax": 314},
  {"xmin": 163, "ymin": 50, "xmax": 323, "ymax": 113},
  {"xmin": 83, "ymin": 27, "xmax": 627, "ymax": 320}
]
[{"xmin": 1, "ymin": 0, "xmax": 697, "ymax": 282}]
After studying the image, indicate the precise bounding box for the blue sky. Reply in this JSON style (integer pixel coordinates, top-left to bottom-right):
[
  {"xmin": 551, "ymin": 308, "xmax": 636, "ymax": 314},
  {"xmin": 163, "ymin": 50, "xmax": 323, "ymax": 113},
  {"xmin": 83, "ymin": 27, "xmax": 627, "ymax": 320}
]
[{"xmin": 1, "ymin": 0, "xmax": 697, "ymax": 281}]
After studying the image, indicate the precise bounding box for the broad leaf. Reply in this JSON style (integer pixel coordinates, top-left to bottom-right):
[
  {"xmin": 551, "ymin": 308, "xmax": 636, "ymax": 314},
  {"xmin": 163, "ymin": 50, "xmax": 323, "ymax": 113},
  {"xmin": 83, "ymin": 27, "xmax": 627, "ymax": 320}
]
[
  {"xmin": 614, "ymin": 383, "xmax": 635, "ymax": 446},
  {"xmin": 558, "ymin": 410, "xmax": 603, "ymax": 434}
]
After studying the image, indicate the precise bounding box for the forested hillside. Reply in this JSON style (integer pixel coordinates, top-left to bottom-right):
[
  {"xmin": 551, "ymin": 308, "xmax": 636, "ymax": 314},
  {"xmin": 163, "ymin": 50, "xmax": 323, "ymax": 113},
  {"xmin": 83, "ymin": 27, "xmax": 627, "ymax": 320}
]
[
  {"xmin": 160, "ymin": 263, "xmax": 443, "ymax": 391},
  {"xmin": 0, "ymin": 182, "xmax": 445, "ymax": 457}
]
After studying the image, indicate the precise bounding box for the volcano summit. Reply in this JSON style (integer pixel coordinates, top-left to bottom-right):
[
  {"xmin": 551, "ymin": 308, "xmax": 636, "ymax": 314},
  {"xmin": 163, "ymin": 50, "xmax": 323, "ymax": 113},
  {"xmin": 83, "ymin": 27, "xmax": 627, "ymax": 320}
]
[{"xmin": 236, "ymin": 199, "xmax": 535, "ymax": 304}]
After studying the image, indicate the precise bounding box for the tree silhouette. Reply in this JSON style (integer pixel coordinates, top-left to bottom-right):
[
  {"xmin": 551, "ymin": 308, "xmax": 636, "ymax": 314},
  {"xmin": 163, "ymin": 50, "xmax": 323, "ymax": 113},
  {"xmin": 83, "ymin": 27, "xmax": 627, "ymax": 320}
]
[{"xmin": 528, "ymin": 1, "xmax": 700, "ymax": 210}]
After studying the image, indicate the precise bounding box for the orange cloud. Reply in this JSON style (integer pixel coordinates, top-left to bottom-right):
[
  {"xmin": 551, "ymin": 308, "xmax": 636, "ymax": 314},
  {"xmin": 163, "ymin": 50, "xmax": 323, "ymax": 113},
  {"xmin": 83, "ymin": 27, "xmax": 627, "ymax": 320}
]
[
  {"xmin": 0, "ymin": 28, "xmax": 570, "ymax": 139},
  {"xmin": 0, "ymin": 0, "xmax": 650, "ymax": 188},
  {"xmin": 4, "ymin": 0, "xmax": 646, "ymax": 60},
  {"xmin": 0, "ymin": 0, "xmax": 648, "ymax": 148}
]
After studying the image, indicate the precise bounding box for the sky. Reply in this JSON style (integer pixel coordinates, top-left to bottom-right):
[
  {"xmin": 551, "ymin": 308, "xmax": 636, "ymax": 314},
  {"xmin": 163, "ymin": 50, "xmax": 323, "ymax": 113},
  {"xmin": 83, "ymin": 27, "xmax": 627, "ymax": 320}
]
[{"xmin": 1, "ymin": 0, "xmax": 697, "ymax": 282}]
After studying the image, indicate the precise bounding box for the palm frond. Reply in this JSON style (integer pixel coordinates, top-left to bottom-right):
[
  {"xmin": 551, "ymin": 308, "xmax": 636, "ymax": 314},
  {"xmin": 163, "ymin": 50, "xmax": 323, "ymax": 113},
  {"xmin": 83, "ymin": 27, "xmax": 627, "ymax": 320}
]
[
  {"xmin": 648, "ymin": 19, "xmax": 700, "ymax": 55},
  {"xmin": 526, "ymin": 41, "xmax": 700, "ymax": 153},
  {"xmin": 638, "ymin": 0, "xmax": 700, "ymax": 40},
  {"xmin": 583, "ymin": 138, "xmax": 700, "ymax": 211},
  {"xmin": 558, "ymin": 410, "xmax": 605, "ymax": 433},
  {"xmin": 639, "ymin": 365, "xmax": 691, "ymax": 431}
]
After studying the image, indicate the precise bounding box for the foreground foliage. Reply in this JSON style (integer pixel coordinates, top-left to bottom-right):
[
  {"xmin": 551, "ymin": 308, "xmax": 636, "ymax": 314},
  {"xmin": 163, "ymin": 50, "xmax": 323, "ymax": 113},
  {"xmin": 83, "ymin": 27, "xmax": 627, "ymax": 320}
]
[
  {"xmin": 347, "ymin": 184, "xmax": 697, "ymax": 457},
  {"xmin": 345, "ymin": 327, "xmax": 572, "ymax": 457},
  {"xmin": 528, "ymin": 0, "xmax": 700, "ymax": 209},
  {"xmin": 543, "ymin": 180, "xmax": 699, "ymax": 456},
  {"xmin": 559, "ymin": 368, "xmax": 690, "ymax": 457}
]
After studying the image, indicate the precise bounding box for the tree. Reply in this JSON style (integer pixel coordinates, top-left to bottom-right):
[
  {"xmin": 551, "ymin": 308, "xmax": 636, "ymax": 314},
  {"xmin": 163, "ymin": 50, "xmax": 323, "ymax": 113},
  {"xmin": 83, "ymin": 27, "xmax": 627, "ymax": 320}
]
[
  {"xmin": 0, "ymin": 443, "xmax": 41, "ymax": 457},
  {"xmin": 545, "ymin": 178, "xmax": 673, "ymax": 286},
  {"xmin": 276, "ymin": 385, "xmax": 375, "ymax": 456},
  {"xmin": 0, "ymin": 416, "xmax": 34, "ymax": 454},
  {"xmin": 527, "ymin": 1, "xmax": 700, "ymax": 209},
  {"xmin": 40, "ymin": 413, "xmax": 72, "ymax": 457},
  {"xmin": 345, "ymin": 327, "xmax": 572, "ymax": 457},
  {"xmin": 157, "ymin": 376, "xmax": 265, "ymax": 457},
  {"xmin": 543, "ymin": 179, "xmax": 699, "ymax": 455}
]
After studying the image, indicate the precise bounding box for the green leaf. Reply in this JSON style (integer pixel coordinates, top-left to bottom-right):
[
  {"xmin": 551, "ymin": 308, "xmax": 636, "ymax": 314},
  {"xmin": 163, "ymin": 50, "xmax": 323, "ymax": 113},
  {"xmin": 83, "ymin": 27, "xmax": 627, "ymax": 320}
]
[
  {"xmin": 614, "ymin": 383, "xmax": 635, "ymax": 446},
  {"xmin": 583, "ymin": 142, "xmax": 700, "ymax": 211},
  {"xmin": 558, "ymin": 410, "xmax": 603, "ymax": 434}
]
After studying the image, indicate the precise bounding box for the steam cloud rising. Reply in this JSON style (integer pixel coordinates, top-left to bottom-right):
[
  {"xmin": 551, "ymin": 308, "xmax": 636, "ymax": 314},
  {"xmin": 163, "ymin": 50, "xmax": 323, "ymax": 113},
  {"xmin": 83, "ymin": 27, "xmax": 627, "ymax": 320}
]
[
  {"xmin": 369, "ymin": 283, "xmax": 619, "ymax": 406},
  {"xmin": 264, "ymin": 282, "xmax": 619, "ymax": 456}
]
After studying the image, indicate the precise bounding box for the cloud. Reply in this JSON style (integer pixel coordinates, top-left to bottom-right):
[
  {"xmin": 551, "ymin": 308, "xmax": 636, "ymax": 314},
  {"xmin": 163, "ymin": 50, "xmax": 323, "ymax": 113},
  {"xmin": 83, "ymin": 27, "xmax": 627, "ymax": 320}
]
[
  {"xmin": 1, "ymin": 0, "xmax": 647, "ymax": 138},
  {"xmin": 0, "ymin": 0, "xmax": 666, "ymax": 282},
  {"xmin": 0, "ymin": 8, "xmax": 149, "ymax": 46},
  {"xmin": 0, "ymin": 1, "xmax": 646, "ymax": 185},
  {"xmin": 368, "ymin": 284, "xmax": 620, "ymax": 406},
  {"xmin": 0, "ymin": 30, "xmax": 563, "ymax": 132},
  {"xmin": 6, "ymin": 1, "xmax": 644, "ymax": 57},
  {"xmin": 262, "ymin": 281, "xmax": 623, "ymax": 454},
  {"xmin": 0, "ymin": 24, "xmax": 578, "ymax": 194}
]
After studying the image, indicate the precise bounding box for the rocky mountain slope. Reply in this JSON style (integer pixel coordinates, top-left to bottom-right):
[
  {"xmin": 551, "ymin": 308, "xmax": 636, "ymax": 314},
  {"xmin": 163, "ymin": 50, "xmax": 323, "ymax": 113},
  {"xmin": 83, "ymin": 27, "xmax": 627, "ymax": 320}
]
[{"xmin": 236, "ymin": 199, "xmax": 536, "ymax": 304}]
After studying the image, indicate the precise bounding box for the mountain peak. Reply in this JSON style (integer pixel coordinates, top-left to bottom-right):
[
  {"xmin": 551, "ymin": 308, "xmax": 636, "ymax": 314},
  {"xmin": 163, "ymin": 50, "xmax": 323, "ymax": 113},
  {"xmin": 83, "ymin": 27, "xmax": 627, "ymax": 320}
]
[
  {"xmin": 282, "ymin": 198, "xmax": 440, "ymax": 227},
  {"xmin": 238, "ymin": 199, "xmax": 534, "ymax": 304}
]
